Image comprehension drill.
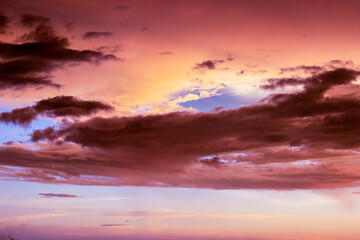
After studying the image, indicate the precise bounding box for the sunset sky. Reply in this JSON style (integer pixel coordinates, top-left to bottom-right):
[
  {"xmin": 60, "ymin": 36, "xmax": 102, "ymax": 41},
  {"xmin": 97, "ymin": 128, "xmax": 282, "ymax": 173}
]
[{"xmin": 1, "ymin": 0, "xmax": 360, "ymax": 239}]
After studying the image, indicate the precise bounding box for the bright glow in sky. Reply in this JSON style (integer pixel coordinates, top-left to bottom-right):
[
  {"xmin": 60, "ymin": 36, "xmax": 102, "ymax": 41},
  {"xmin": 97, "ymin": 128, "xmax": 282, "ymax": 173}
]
[{"xmin": 1, "ymin": 0, "xmax": 360, "ymax": 239}]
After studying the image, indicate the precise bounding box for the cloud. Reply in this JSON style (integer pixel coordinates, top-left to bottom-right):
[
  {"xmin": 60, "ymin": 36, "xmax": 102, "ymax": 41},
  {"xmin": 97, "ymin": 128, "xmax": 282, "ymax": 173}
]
[
  {"xmin": 0, "ymin": 40, "xmax": 115, "ymax": 62},
  {"xmin": 0, "ymin": 14, "xmax": 117, "ymax": 90},
  {"xmin": 0, "ymin": 95, "xmax": 113, "ymax": 126},
  {"xmin": 278, "ymin": 60, "xmax": 356, "ymax": 75},
  {"xmin": 20, "ymin": 14, "xmax": 50, "ymax": 28},
  {"xmin": 82, "ymin": 31, "xmax": 113, "ymax": 39},
  {"xmin": 39, "ymin": 193, "xmax": 79, "ymax": 198},
  {"xmin": 0, "ymin": 142, "xmax": 360, "ymax": 190},
  {"xmin": 0, "ymin": 106, "xmax": 37, "ymax": 127},
  {"xmin": 65, "ymin": 21, "xmax": 74, "ymax": 31},
  {"xmin": 0, "ymin": 14, "xmax": 9, "ymax": 34},
  {"xmin": 1, "ymin": 67, "xmax": 360, "ymax": 190},
  {"xmin": 115, "ymin": 5, "xmax": 131, "ymax": 10},
  {"xmin": 193, "ymin": 60, "xmax": 224, "ymax": 70},
  {"xmin": 279, "ymin": 65, "xmax": 324, "ymax": 75},
  {"xmin": 159, "ymin": 51, "xmax": 173, "ymax": 55},
  {"xmin": 211, "ymin": 106, "xmax": 224, "ymax": 113},
  {"xmin": 100, "ymin": 224, "xmax": 127, "ymax": 227},
  {"xmin": 0, "ymin": 58, "xmax": 61, "ymax": 90},
  {"xmin": 262, "ymin": 67, "xmax": 358, "ymax": 91},
  {"xmin": 31, "ymin": 127, "xmax": 57, "ymax": 142}
]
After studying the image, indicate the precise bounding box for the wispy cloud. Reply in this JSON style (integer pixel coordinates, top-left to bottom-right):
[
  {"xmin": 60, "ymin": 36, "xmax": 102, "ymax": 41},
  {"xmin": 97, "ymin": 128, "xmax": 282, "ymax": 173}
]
[
  {"xmin": 100, "ymin": 224, "xmax": 127, "ymax": 227},
  {"xmin": 39, "ymin": 193, "xmax": 80, "ymax": 198},
  {"xmin": 114, "ymin": 5, "xmax": 131, "ymax": 11},
  {"xmin": 106, "ymin": 209, "xmax": 292, "ymax": 220},
  {"xmin": 0, "ymin": 212, "xmax": 75, "ymax": 222},
  {"xmin": 82, "ymin": 31, "xmax": 113, "ymax": 40},
  {"xmin": 193, "ymin": 60, "xmax": 225, "ymax": 70}
]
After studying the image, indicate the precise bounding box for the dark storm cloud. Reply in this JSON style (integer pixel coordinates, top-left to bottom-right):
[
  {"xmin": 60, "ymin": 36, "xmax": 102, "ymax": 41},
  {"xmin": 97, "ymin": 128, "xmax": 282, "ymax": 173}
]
[
  {"xmin": 0, "ymin": 14, "xmax": 118, "ymax": 90},
  {"xmin": 39, "ymin": 193, "xmax": 79, "ymax": 198},
  {"xmin": 0, "ymin": 96, "xmax": 113, "ymax": 126},
  {"xmin": 82, "ymin": 31, "xmax": 113, "ymax": 39},
  {"xmin": 193, "ymin": 60, "xmax": 225, "ymax": 70}
]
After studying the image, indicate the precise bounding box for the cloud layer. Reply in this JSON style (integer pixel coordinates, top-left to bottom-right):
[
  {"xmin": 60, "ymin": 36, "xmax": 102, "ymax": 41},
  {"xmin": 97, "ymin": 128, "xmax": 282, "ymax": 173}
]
[{"xmin": 1, "ymin": 67, "xmax": 360, "ymax": 190}]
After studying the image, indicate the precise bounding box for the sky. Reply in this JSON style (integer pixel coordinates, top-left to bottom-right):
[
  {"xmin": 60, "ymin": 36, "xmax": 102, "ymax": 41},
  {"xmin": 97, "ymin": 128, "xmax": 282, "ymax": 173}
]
[{"xmin": 1, "ymin": 0, "xmax": 360, "ymax": 239}]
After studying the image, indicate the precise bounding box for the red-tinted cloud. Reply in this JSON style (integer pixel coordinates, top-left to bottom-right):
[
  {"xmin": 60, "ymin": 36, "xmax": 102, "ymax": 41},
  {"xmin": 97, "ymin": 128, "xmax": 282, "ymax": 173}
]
[
  {"xmin": 0, "ymin": 143, "xmax": 359, "ymax": 190},
  {"xmin": 0, "ymin": 14, "xmax": 118, "ymax": 90},
  {"xmin": 0, "ymin": 14, "xmax": 9, "ymax": 34},
  {"xmin": 20, "ymin": 14, "xmax": 50, "ymax": 28},
  {"xmin": 0, "ymin": 96, "xmax": 113, "ymax": 126}
]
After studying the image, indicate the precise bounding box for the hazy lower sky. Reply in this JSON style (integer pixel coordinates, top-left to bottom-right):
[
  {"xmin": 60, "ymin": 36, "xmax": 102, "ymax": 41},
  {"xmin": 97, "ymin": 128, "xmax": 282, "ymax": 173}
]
[{"xmin": 1, "ymin": 1, "xmax": 360, "ymax": 239}]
